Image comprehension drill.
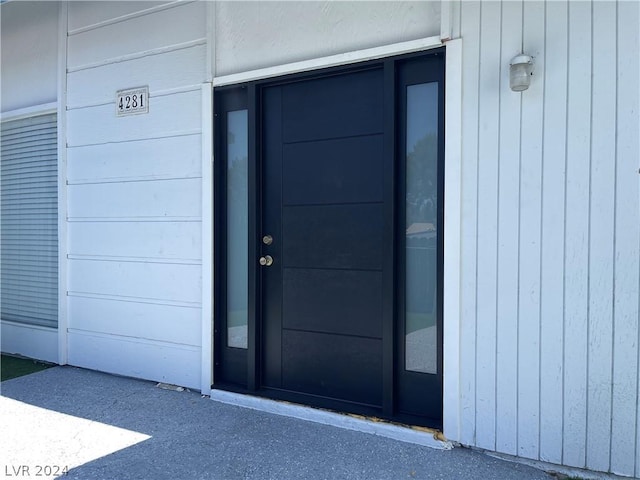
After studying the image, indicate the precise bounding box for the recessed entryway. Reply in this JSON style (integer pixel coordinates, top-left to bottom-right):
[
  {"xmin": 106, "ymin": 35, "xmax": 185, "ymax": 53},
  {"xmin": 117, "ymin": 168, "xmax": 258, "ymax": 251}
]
[{"xmin": 214, "ymin": 49, "xmax": 445, "ymax": 428}]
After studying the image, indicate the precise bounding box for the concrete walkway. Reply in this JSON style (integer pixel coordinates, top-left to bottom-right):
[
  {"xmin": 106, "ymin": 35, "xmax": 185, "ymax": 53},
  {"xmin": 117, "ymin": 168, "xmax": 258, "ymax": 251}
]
[{"xmin": 1, "ymin": 367, "xmax": 553, "ymax": 480}]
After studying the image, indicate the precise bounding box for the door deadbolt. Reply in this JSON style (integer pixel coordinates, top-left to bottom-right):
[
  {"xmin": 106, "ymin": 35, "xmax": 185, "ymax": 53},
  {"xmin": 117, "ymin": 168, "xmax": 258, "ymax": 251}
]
[
  {"xmin": 262, "ymin": 235, "xmax": 273, "ymax": 245},
  {"xmin": 259, "ymin": 255, "xmax": 274, "ymax": 267}
]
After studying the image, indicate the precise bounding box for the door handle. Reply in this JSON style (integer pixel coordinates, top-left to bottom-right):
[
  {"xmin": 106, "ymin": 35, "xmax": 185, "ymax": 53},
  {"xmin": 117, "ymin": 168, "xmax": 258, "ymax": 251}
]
[{"xmin": 259, "ymin": 255, "xmax": 274, "ymax": 267}]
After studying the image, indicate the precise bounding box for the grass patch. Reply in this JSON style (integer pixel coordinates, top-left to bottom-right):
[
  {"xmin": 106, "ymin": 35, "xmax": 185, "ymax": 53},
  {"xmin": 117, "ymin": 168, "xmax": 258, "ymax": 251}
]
[{"xmin": 1, "ymin": 354, "xmax": 53, "ymax": 382}]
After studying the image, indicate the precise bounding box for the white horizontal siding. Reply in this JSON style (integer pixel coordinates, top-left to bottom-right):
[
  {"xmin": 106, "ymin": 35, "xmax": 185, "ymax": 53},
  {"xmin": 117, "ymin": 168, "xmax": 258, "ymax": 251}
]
[
  {"xmin": 67, "ymin": 44, "xmax": 206, "ymax": 109},
  {"xmin": 67, "ymin": 331, "xmax": 201, "ymax": 389},
  {"xmin": 68, "ymin": 296, "xmax": 201, "ymax": 346},
  {"xmin": 68, "ymin": 260, "xmax": 201, "ymax": 306},
  {"xmin": 64, "ymin": 1, "xmax": 206, "ymax": 389},
  {"xmin": 66, "ymin": 89, "xmax": 202, "ymax": 147},
  {"xmin": 68, "ymin": 222, "xmax": 201, "ymax": 260},
  {"xmin": 67, "ymin": 134, "xmax": 201, "ymax": 183},
  {"xmin": 67, "ymin": 178, "xmax": 201, "ymax": 219},
  {"xmin": 67, "ymin": 1, "xmax": 205, "ymax": 70},
  {"xmin": 456, "ymin": 0, "xmax": 640, "ymax": 476},
  {"xmin": 68, "ymin": 1, "xmax": 170, "ymax": 32}
]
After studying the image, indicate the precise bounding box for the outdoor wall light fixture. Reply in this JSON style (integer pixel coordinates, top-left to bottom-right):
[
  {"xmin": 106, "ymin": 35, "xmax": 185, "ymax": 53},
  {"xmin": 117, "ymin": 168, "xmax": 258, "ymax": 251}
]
[{"xmin": 509, "ymin": 54, "xmax": 533, "ymax": 92}]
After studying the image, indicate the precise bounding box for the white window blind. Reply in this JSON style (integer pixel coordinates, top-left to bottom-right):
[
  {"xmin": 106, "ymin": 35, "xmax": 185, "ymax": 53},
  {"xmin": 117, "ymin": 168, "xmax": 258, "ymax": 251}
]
[{"xmin": 1, "ymin": 113, "xmax": 58, "ymax": 328}]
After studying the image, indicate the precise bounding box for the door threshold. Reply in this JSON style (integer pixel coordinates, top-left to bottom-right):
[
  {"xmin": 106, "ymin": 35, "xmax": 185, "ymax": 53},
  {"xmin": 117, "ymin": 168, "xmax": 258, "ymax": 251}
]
[{"xmin": 210, "ymin": 389, "xmax": 452, "ymax": 450}]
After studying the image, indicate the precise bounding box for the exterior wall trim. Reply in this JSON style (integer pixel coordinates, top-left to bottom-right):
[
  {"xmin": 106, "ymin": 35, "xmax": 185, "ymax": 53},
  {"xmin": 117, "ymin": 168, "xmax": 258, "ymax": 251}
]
[
  {"xmin": 0, "ymin": 102, "xmax": 57, "ymax": 122},
  {"xmin": 0, "ymin": 321, "xmax": 58, "ymax": 363},
  {"xmin": 212, "ymin": 36, "xmax": 443, "ymax": 87},
  {"xmin": 211, "ymin": 389, "xmax": 453, "ymax": 450},
  {"xmin": 440, "ymin": 0, "xmax": 453, "ymax": 41},
  {"xmin": 201, "ymin": 83, "xmax": 213, "ymax": 395},
  {"xmin": 442, "ymin": 37, "xmax": 463, "ymax": 442},
  {"xmin": 57, "ymin": 1, "xmax": 68, "ymax": 365},
  {"xmin": 205, "ymin": 1, "xmax": 215, "ymax": 83},
  {"xmin": 201, "ymin": 0, "xmax": 216, "ymax": 392}
]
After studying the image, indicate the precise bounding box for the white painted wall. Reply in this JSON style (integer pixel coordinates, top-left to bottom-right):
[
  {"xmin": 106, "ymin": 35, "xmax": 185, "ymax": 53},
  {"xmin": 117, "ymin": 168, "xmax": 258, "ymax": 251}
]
[
  {"xmin": 214, "ymin": 1, "xmax": 440, "ymax": 76},
  {"xmin": 453, "ymin": 1, "xmax": 640, "ymax": 477},
  {"xmin": 64, "ymin": 0, "xmax": 207, "ymax": 389},
  {"xmin": 0, "ymin": 1, "xmax": 59, "ymax": 112}
]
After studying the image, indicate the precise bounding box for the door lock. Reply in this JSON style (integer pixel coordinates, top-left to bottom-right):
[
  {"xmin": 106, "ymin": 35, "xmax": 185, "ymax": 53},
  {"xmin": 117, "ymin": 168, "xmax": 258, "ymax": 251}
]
[
  {"xmin": 262, "ymin": 235, "xmax": 273, "ymax": 245},
  {"xmin": 259, "ymin": 255, "xmax": 274, "ymax": 267}
]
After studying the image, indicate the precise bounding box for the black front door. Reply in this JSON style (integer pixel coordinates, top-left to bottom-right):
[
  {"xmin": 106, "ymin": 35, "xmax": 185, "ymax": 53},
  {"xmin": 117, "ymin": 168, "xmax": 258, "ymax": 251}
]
[
  {"xmin": 215, "ymin": 51, "xmax": 445, "ymax": 428},
  {"xmin": 261, "ymin": 68, "xmax": 389, "ymax": 412}
]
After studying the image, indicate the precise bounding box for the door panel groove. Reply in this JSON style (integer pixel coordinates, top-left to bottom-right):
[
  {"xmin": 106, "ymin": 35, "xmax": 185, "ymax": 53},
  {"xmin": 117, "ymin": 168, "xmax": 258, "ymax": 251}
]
[
  {"xmin": 282, "ymin": 132, "xmax": 384, "ymax": 146},
  {"xmin": 282, "ymin": 265, "xmax": 383, "ymax": 273},
  {"xmin": 282, "ymin": 201, "xmax": 384, "ymax": 208},
  {"xmin": 281, "ymin": 327, "xmax": 383, "ymax": 341}
]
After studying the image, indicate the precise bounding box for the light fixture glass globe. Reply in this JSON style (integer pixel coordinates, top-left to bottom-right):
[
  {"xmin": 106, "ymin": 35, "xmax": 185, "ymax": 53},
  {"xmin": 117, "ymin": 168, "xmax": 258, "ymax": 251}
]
[{"xmin": 510, "ymin": 54, "xmax": 533, "ymax": 92}]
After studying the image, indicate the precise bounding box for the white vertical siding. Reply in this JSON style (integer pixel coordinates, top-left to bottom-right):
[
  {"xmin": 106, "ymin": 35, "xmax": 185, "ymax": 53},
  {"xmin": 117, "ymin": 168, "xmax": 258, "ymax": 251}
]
[
  {"xmin": 458, "ymin": 0, "xmax": 481, "ymax": 447},
  {"xmin": 563, "ymin": 2, "xmax": 591, "ymax": 467},
  {"xmin": 64, "ymin": 1, "xmax": 207, "ymax": 389},
  {"xmin": 616, "ymin": 3, "xmax": 640, "ymax": 477},
  {"xmin": 518, "ymin": 1, "xmax": 544, "ymax": 461},
  {"xmin": 586, "ymin": 2, "xmax": 616, "ymax": 472},
  {"xmin": 475, "ymin": 0, "xmax": 501, "ymax": 451},
  {"xmin": 495, "ymin": 0, "xmax": 522, "ymax": 456},
  {"xmin": 538, "ymin": 2, "xmax": 568, "ymax": 465},
  {"xmin": 457, "ymin": 1, "xmax": 640, "ymax": 476}
]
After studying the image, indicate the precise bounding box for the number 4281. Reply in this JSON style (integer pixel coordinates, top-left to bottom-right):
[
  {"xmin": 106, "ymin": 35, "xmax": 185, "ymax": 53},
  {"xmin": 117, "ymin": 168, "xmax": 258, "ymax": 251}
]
[{"xmin": 118, "ymin": 94, "xmax": 144, "ymax": 111}]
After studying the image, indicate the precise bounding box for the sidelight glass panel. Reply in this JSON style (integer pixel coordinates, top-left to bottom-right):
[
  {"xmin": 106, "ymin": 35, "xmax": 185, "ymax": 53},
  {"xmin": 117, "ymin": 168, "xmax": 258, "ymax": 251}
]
[
  {"xmin": 226, "ymin": 109, "xmax": 249, "ymax": 349},
  {"xmin": 405, "ymin": 82, "xmax": 438, "ymax": 374}
]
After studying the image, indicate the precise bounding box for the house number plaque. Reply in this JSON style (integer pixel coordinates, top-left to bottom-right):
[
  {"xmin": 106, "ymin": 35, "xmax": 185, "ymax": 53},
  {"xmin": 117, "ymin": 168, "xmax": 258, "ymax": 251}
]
[{"xmin": 116, "ymin": 86, "xmax": 149, "ymax": 116}]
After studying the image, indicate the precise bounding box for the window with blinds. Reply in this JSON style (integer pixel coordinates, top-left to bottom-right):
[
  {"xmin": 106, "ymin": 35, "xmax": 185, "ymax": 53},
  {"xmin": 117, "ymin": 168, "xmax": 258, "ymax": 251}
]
[{"xmin": 1, "ymin": 113, "xmax": 58, "ymax": 328}]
